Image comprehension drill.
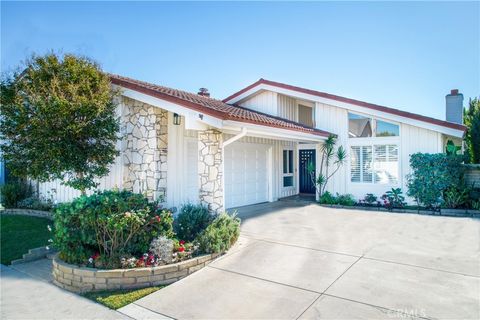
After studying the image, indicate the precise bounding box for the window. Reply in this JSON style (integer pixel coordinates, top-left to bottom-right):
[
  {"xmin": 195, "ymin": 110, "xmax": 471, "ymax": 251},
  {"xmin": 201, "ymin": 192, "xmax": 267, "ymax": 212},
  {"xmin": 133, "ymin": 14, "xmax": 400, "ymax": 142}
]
[
  {"xmin": 349, "ymin": 113, "xmax": 373, "ymax": 138},
  {"xmin": 350, "ymin": 144, "xmax": 398, "ymax": 184},
  {"xmin": 298, "ymin": 104, "xmax": 313, "ymax": 127},
  {"xmin": 376, "ymin": 120, "xmax": 399, "ymax": 137},
  {"xmin": 348, "ymin": 113, "xmax": 399, "ymax": 138},
  {"xmin": 283, "ymin": 149, "xmax": 294, "ymax": 187}
]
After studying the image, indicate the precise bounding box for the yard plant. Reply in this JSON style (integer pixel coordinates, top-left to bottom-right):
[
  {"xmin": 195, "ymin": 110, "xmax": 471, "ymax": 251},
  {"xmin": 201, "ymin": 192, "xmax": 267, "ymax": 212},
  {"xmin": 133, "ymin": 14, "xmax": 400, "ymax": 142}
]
[
  {"xmin": 53, "ymin": 190, "xmax": 240, "ymax": 269},
  {"xmin": 0, "ymin": 53, "xmax": 119, "ymax": 194},
  {"xmin": 407, "ymin": 153, "xmax": 466, "ymax": 209},
  {"xmin": 308, "ymin": 134, "xmax": 347, "ymax": 197}
]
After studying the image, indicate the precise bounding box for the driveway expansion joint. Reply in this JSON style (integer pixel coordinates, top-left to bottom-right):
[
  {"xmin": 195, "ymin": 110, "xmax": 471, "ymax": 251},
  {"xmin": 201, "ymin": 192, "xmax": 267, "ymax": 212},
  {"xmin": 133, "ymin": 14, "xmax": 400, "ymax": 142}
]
[
  {"xmin": 207, "ymin": 265, "xmax": 323, "ymax": 295},
  {"xmin": 131, "ymin": 302, "xmax": 177, "ymax": 320}
]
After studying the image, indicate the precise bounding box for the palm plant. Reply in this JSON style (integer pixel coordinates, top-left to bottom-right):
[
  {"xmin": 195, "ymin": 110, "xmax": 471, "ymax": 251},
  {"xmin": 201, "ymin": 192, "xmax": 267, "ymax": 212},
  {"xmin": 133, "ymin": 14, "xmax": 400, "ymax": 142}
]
[{"xmin": 308, "ymin": 135, "xmax": 347, "ymax": 197}]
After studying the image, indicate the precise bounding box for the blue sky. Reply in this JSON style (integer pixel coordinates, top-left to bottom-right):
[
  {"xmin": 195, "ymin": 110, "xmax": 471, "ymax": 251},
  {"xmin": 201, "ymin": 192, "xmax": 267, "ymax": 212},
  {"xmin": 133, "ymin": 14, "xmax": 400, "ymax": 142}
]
[{"xmin": 1, "ymin": 1, "xmax": 479, "ymax": 120}]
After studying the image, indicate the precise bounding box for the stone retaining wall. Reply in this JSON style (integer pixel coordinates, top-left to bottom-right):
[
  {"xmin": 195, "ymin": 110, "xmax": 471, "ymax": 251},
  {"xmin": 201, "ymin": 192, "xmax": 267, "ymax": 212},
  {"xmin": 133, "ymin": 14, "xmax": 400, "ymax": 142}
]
[
  {"xmin": 465, "ymin": 164, "xmax": 480, "ymax": 188},
  {"xmin": 53, "ymin": 253, "xmax": 220, "ymax": 293},
  {"xmin": 0, "ymin": 208, "xmax": 52, "ymax": 220}
]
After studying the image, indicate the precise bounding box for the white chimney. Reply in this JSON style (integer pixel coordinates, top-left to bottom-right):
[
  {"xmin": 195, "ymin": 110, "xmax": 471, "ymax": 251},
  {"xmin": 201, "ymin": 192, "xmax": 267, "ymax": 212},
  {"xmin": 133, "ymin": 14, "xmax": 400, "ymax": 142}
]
[{"xmin": 445, "ymin": 89, "xmax": 463, "ymax": 124}]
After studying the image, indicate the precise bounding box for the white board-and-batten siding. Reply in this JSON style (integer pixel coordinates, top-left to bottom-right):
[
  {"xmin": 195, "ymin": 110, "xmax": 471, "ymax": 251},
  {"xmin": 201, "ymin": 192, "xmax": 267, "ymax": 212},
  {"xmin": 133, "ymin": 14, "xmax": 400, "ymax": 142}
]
[
  {"xmin": 239, "ymin": 91, "xmax": 278, "ymax": 116},
  {"xmin": 37, "ymin": 155, "xmax": 124, "ymax": 203}
]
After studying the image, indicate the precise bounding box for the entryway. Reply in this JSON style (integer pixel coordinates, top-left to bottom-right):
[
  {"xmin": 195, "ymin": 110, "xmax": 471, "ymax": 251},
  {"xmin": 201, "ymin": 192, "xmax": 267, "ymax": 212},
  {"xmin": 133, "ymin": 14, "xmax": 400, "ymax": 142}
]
[{"xmin": 299, "ymin": 149, "xmax": 316, "ymax": 194}]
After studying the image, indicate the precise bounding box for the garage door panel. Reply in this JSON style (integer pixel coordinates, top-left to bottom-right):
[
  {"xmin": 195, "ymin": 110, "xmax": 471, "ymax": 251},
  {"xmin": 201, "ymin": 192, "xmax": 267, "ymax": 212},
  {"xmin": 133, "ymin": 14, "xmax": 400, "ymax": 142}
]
[{"xmin": 225, "ymin": 143, "xmax": 269, "ymax": 208}]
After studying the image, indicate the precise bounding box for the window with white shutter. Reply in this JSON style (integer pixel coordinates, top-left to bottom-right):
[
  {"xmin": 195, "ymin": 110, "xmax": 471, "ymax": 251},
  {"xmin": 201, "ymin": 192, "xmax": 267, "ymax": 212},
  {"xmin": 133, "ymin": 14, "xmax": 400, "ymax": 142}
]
[{"xmin": 351, "ymin": 144, "xmax": 398, "ymax": 184}]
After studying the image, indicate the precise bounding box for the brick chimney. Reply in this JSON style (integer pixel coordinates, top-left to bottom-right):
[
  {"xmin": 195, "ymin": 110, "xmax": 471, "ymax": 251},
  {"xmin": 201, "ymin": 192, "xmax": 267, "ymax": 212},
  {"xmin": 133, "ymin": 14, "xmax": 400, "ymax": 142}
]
[
  {"xmin": 197, "ymin": 88, "xmax": 210, "ymax": 97},
  {"xmin": 446, "ymin": 89, "xmax": 463, "ymax": 124}
]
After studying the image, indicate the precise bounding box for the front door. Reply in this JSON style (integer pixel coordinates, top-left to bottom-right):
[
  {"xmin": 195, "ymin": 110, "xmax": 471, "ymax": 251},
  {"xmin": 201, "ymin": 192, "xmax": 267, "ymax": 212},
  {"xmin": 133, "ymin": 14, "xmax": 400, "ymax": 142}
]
[{"xmin": 299, "ymin": 149, "xmax": 316, "ymax": 194}]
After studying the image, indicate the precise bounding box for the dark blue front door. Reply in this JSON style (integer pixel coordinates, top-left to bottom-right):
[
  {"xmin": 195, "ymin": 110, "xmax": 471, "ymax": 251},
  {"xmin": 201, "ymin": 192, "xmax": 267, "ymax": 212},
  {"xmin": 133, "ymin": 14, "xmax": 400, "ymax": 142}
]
[{"xmin": 299, "ymin": 149, "xmax": 316, "ymax": 194}]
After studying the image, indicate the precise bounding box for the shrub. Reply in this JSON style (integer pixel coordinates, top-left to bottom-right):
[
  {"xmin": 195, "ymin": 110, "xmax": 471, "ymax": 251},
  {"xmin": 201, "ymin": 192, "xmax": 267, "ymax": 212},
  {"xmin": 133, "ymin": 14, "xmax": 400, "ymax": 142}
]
[
  {"xmin": 443, "ymin": 187, "xmax": 470, "ymax": 209},
  {"xmin": 196, "ymin": 212, "xmax": 240, "ymax": 254},
  {"xmin": 336, "ymin": 194, "xmax": 355, "ymax": 206},
  {"xmin": 149, "ymin": 236, "xmax": 174, "ymax": 264},
  {"xmin": 364, "ymin": 193, "xmax": 378, "ymax": 205},
  {"xmin": 318, "ymin": 191, "xmax": 337, "ymax": 204},
  {"xmin": 174, "ymin": 204, "xmax": 214, "ymax": 242},
  {"xmin": 407, "ymin": 153, "xmax": 466, "ymax": 208},
  {"xmin": 17, "ymin": 196, "xmax": 54, "ymax": 211},
  {"xmin": 381, "ymin": 188, "xmax": 406, "ymax": 211},
  {"xmin": 53, "ymin": 190, "xmax": 173, "ymax": 268},
  {"xmin": 0, "ymin": 179, "xmax": 32, "ymax": 208}
]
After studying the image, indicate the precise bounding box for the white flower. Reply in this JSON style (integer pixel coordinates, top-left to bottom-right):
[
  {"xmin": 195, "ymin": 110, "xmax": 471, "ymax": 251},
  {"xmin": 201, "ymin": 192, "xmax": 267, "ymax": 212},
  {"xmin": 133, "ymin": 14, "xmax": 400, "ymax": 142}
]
[
  {"xmin": 48, "ymin": 239, "xmax": 53, "ymax": 243},
  {"xmin": 47, "ymin": 225, "xmax": 52, "ymax": 232},
  {"xmin": 88, "ymin": 258, "xmax": 93, "ymax": 264},
  {"xmin": 45, "ymin": 246, "xmax": 50, "ymax": 250}
]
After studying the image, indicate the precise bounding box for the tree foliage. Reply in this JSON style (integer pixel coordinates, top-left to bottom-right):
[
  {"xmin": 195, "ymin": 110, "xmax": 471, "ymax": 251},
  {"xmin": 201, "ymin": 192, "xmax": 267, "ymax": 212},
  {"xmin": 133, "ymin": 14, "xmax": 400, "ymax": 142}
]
[
  {"xmin": 406, "ymin": 153, "xmax": 466, "ymax": 208},
  {"xmin": 0, "ymin": 53, "xmax": 120, "ymax": 193},
  {"xmin": 464, "ymin": 97, "xmax": 480, "ymax": 164},
  {"xmin": 308, "ymin": 134, "xmax": 346, "ymax": 197}
]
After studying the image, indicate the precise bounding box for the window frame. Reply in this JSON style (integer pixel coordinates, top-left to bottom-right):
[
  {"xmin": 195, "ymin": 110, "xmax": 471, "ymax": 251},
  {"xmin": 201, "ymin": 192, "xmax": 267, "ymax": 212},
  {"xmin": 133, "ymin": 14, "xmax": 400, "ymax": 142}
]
[{"xmin": 282, "ymin": 148, "xmax": 295, "ymax": 188}]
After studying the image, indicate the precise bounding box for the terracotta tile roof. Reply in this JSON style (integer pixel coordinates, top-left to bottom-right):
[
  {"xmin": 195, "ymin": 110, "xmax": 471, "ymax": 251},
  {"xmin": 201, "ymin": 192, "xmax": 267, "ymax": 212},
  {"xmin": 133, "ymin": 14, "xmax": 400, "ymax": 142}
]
[
  {"xmin": 109, "ymin": 74, "xmax": 331, "ymax": 138},
  {"xmin": 224, "ymin": 78, "xmax": 467, "ymax": 133}
]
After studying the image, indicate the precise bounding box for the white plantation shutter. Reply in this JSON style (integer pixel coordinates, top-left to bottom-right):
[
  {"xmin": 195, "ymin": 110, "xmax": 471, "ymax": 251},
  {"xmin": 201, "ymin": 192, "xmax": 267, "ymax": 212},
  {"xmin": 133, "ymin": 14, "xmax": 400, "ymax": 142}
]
[
  {"xmin": 373, "ymin": 144, "xmax": 398, "ymax": 184},
  {"xmin": 351, "ymin": 144, "xmax": 398, "ymax": 184},
  {"xmin": 362, "ymin": 146, "xmax": 373, "ymax": 182},
  {"xmin": 350, "ymin": 146, "xmax": 361, "ymax": 182}
]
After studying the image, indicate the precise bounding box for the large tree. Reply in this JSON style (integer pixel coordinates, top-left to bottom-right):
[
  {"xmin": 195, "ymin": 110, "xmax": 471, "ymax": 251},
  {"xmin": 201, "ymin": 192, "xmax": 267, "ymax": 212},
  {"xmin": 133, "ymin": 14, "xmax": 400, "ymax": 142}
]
[
  {"xmin": 464, "ymin": 97, "xmax": 480, "ymax": 164},
  {"xmin": 0, "ymin": 53, "xmax": 119, "ymax": 194}
]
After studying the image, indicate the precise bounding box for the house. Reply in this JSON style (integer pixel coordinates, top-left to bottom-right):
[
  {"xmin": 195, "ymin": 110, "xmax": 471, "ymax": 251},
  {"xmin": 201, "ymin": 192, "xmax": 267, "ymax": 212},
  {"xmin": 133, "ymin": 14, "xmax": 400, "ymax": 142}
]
[{"xmin": 38, "ymin": 75, "xmax": 466, "ymax": 211}]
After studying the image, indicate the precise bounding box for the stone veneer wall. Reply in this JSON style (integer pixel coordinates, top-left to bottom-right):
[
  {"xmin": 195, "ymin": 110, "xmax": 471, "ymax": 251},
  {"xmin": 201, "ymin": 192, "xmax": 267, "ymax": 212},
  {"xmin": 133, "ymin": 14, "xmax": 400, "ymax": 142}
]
[
  {"xmin": 122, "ymin": 97, "xmax": 168, "ymax": 201},
  {"xmin": 53, "ymin": 253, "xmax": 220, "ymax": 293},
  {"xmin": 198, "ymin": 129, "xmax": 223, "ymax": 213}
]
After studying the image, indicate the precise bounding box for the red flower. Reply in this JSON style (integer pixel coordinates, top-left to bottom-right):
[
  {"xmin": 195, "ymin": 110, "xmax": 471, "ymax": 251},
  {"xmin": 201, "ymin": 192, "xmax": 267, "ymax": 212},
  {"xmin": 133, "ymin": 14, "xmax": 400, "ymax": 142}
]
[
  {"xmin": 92, "ymin": 252, "xmax": 100, "ymax": 260},
  {"xmin": 179, "ymin": 240, "xmax": 185, "ymax": 245},
  {"xmin": 155, "ymin": 216, "xmax": 161, "ymax": 222},
  {"xmin": 178, "ymin": 247, "xmax": 185, "ymax": 252}
]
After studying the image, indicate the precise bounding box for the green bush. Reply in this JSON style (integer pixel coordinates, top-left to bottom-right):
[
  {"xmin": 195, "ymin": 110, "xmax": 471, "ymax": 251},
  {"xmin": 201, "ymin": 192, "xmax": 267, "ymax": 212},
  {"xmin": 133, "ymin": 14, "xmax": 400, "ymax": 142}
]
[
  {"xmin": 407, "ymin": 153, "xmax": 466, "ymax": 208},
  {"xmin": 381, "ymin": 188, "xmax": 406, "ymax": 211},
  {"xmin": 0, "ymin": 179, "xmax": 32, "ymax": 208},
  {"xmin": 318, "ymin": 191, "xmax": 337, "ymax": 204},
  {"xmin": 53, "ymin": 190, "xmax": 173, "ymax": 267},
  {"xmin": 336, "ymin": 194, "xmax": 356, "ymax": 206},
  {"xmin": 17, "ymin": 196, "xmax": 54, "ymax": 211},
  {"xmin": 196, "ymin": 212, "xmax": 240, "ymax": 254},
  {"xmin": 174, "ymin": 203, "xmax": 214, "ymax": 242},
  {"xmin": 443, "ymin": 186, "xmax": 470, "ymax": 209}
]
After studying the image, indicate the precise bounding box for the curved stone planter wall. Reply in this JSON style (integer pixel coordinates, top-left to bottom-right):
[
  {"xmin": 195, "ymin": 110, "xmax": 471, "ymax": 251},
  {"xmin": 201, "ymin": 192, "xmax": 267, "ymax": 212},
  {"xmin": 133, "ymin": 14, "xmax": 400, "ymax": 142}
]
[
  {"xmin": 53, "ymin": 253, "xmax": 220, "ymax": 293},
  {"xmin": 0, "ymin": 208, "xmax": 52, "ymax": 220}
]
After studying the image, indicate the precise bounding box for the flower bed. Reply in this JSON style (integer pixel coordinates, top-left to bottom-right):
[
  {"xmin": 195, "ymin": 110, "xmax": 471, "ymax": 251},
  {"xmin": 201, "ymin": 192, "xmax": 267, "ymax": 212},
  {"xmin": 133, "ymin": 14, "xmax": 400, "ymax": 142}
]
[
  {"xmin": 318, "ymin": 204, "xmax": 480, "ymax": 218},
  {"xmin": 53, "ymin": 252, "xmax": 221, "ymax": 293},
  {"xmin": 50, "ymin": 190, "xmax": 241, "ymax": 292}
]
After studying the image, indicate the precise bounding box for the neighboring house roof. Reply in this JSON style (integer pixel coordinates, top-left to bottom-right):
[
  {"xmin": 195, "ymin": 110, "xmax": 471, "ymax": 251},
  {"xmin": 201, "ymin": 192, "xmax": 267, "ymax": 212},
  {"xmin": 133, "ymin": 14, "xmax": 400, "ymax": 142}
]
[
  {"xmin": 109, "ymin": 74, "xmax": 332, "ymax": 137},
  {"xmin": 223, "ymin": 78, "xmax": 467, "ymax": 133}
]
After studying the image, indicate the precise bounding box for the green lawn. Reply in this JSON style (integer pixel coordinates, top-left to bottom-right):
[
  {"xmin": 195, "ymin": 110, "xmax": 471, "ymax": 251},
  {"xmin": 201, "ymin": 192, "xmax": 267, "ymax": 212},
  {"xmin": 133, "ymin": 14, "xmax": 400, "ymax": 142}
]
[
  {"xmin": 83, "ymin": 287, "xmax": 162, "ymax": 310},
  {"xmin": 0, "ymin": 215, "xmax": 52, "ymax": 264}
]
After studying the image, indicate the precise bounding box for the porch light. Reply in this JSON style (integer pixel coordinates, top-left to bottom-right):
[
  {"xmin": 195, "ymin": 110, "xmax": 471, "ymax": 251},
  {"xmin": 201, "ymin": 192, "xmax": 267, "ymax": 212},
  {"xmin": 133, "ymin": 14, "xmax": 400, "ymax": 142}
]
[{"xmin": 173, "ymin": 113, "xmax": 181, "ymax": 126}]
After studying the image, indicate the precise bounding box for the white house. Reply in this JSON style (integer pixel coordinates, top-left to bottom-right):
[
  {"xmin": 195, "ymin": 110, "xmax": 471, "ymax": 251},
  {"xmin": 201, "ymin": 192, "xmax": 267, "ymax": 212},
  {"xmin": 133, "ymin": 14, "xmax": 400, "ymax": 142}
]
[{"xmin": 38, "ymin": 75, "xmax": 466, "ymax": 211}]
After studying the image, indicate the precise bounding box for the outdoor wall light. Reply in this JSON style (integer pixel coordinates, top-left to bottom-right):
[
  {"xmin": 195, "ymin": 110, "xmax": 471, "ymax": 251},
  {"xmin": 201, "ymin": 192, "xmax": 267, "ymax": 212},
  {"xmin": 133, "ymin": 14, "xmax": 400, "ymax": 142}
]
[{"xmin": 173, "ymin": 113, "xmax": 181, "ymax": 125}]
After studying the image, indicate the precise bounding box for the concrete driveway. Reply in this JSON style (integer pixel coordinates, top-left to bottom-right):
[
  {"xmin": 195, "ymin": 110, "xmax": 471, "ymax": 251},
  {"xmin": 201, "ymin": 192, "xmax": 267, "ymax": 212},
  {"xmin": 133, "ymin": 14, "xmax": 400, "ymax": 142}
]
[{"xmin": 120, "ymin": 201, "xmax": 480, "ymax": 320}]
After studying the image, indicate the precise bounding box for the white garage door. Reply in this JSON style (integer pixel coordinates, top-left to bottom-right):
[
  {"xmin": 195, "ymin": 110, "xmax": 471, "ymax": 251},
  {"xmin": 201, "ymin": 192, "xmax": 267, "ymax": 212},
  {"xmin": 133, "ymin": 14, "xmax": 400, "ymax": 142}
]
[{"xmin": 224, "ymin": 142, "xmax": 269, "ymax": 208}]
